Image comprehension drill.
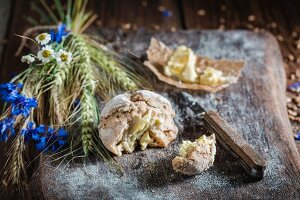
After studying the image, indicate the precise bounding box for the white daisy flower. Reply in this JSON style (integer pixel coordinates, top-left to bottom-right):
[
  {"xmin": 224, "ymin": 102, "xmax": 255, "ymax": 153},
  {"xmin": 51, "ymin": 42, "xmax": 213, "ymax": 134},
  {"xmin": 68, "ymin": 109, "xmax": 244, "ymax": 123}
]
[
  {"xmin": 37, "ymin": 45, "xmax": 55, "ymax": 63},
  {"xmin": 56, "ymin": 49, "xmax": 72, "ymax": 64},
  {"xmin": 21, "ymin": 54, "xmax": 35, "ymax": 64},
  {"xmin": 35, "ymin": 33, "xmax": 51, "ymax": 45}
]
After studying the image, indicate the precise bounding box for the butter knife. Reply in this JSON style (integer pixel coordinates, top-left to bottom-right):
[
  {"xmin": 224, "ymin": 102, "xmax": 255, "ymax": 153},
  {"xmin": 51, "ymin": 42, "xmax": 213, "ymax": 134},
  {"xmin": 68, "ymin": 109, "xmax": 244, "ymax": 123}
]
[{"xmin": 178, "ymin": 92, "xmax": 267, "ymax": 180}]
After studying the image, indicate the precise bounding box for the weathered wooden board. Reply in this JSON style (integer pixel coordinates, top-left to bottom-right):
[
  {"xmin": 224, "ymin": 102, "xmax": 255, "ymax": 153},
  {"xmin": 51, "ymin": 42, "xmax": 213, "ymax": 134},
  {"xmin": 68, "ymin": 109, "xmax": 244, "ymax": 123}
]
[
  {"xmin": 32, "ymin": 30, "xmax": 300, "ymax": 199},
  {"xmin": 0, "ymin": 0, "xmax": 32, "ymax": 83},
  {"xmin": 0, "ymin": 0, "xmax": 15, "ymax": 194},
  {"xmin": 0, "ymin": 0, "xmax": 12, "ymax": 59},
  {"xmin": 90, "ymin": 0, "xmax": 181, "ymax": 31}
]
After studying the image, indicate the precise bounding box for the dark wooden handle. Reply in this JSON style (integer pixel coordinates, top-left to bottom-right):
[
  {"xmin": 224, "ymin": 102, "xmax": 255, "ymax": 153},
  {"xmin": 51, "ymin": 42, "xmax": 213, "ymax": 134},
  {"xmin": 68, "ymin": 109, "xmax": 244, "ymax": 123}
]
[{"xmin": 203, "ymin": 110, "xmax": 267, "ymax": 180}]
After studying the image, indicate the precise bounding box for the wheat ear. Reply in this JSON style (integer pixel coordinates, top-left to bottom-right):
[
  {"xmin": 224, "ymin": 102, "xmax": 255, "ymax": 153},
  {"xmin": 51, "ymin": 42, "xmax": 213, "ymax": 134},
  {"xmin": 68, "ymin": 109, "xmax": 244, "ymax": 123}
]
[
  {"xmin": 71, "ymin": 35, "xmax": 98, "ymax": 156},
  {"xmin": 2, "ymin": 135, "xmax": 26, "ymax": 187}
]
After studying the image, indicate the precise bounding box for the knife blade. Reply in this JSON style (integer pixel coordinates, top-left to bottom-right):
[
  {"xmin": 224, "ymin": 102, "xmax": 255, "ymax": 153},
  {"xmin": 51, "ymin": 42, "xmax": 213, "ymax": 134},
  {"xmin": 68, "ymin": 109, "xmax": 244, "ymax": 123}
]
[{"xmin": 178, "ymin": 92, "xmax": 267, "ymax": 180}]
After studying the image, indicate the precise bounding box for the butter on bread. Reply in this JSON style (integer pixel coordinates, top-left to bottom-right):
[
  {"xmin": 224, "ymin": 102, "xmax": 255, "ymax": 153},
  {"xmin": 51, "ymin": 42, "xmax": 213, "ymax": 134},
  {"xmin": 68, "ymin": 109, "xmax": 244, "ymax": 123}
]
[{"xmin": 172, "ymin": 134, "xmax": 216, "ymax": 175}]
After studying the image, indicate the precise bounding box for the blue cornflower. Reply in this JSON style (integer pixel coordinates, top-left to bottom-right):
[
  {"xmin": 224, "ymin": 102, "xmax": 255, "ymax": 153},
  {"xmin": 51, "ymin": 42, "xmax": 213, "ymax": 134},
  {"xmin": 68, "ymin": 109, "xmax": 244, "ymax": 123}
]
[
  {"xmin": 0, "ymin": 82, "xmax": 23, "ymax": 103},
  {"xmin": 288, "ymin": 82, "xmax": 300, "ymax": 93},
  {"xmin": 34, "ymin": 126, "xmax": 68, "ymax": 152},
  {"xmin": 295, "ymin": 132, "xmax": 300, "ymax": 141},
  {"xmin": 74, "ymin": 99, "xmax": 80, "ymax": 108},
  {"xmin": 21, "ymin": 122, "xmax": 41, "ymax": 142},
  {"xmin": 162, "ymin": 10, "xmax": 172, "ymax": 17},
  {"xmin": 50, "ymin": 23, "xmax": 69, "ymax": 43},
  {"xmin": 11, "ymin": 96, "xmax": 37, "ymax": 117},
  {"xmin": 0, "ymin": 117, "xmax": 15, "ymax": 142}
]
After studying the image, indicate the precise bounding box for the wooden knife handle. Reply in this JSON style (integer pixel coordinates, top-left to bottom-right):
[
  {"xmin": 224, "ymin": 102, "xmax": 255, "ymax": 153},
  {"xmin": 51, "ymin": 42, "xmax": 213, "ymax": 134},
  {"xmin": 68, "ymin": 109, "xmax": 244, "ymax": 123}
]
[{"xmin": 203, "ymin": 110, "xmax": 267, "ymax": 180}]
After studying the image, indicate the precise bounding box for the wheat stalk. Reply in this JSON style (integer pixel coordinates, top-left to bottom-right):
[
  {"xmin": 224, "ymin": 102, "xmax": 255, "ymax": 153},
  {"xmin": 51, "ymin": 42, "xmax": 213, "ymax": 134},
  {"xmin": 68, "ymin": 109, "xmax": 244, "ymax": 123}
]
[
  {"xmin": 85, "ymin": 37, "xmax": 140, "ymax": 91},
  {"xmin": 80, "ymin": 90, "xmax": 97, "ymax": 155},
  {"xmin": 2, "ymin": 134, "xmax": 26, "ymax": 188},
  {"xmin": 77, "ymin": 40, "xmax": 96, "ymax": 156},
  {"xmin": 94, "ymin": 50, "xmax": 138, "ymax": 90},
  {"xmin": 48, "ymin": 61, "xmax": 74, "ymax": 126},
  {"xmin": 66, "ymin": 34, "xmax": 98, "ymax": 156}
]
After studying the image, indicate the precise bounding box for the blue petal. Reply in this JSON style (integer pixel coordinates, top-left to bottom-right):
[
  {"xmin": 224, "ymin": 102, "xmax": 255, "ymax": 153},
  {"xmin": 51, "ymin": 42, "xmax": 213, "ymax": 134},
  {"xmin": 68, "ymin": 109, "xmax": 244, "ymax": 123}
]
[
  {"xmin": 288, "ymin": 82, "xmax": 300, "ymax": 92},
  {"xmin": 1, "ymin": 124, "xmax": 7, "ymax": 133},
  {"xmin": 21, "ymin": 129, "xmax": 30, "ymax": 142},
  {"xmin": 27, "ymin": 98, "xmax": 38, "ymax": 107},
  {"xmin": 31, "ymin": 132, "xmax": 40, "ymax": 141},
  {"xmin": 162, "ymin": 10, "xmax": 172, "ymax": 17},
  {"xmin": 0, "ymin": 82, "xmax": 23, "ymax": 103},
  {"xmin": 50, "ymin": 29, "xmax": 56, "ymax": 41},
  {"xmin": 0, "ymin": 117, "xmax": 16, "ymax": 142},
  {"xmin": 10, "ymin": 128, "xmax": 15, "ymax": 136},
  {"xmin": 0, "ymin": 133, "xmax": 8, "ymax": 142},
  {"xmin": 295, "ymin": 132, "xmax": 300, "ymax": 141},
  {"xmin": 16, "ymin": 83, "xmax": 23, "ymax": 89},
  {"xmin": 35, "ymin": 136, "xmax": 47, "ymax": 151},
  {"xmin": 28, "ymin": 122, "xmax": 35, "ymax": 129},
  {"xmin": 57, "ymin": 128, "xmax": 68, "ymax": 137},
  {"xmin": 0, "ymin": 124, "xmax": 4, "ymax": 134},
  {"xmin": 58, "ymin": 139, "xmax": 67, "ymax": 146},
  {"xmin": 47, "ymin": 127, "xmax": 55, "ymax": 135},
  {"xmin": 51, "ymin": 145, "xmax": 57, "ymax": 152},
  {"xmin": 11, "ymin": 105, "xmax": 22, "ymax": 116},
  {"xmin": 49, "ymin": 23, "xmax": 69, "ymax": 43},
  {"xmin": 36, "ymin": 125, "xmax": 46, "ymax": 133},
  {"xmin": 73, "ymin": 99, "xmax": 81, "ymax": 107}
]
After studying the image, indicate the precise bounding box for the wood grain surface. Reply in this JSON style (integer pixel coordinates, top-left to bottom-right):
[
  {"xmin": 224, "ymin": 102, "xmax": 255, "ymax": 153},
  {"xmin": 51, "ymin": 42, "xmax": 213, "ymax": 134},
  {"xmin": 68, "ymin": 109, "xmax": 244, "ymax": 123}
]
[
  {"xmin": 0, "ymin": 0, "xmax": 32, "ymax": 83},
  {"xmin": 32, "ymin": 30, "xmax": 300, "ymax": 199},
  {"xmin": 0, "ymin": 1, "xmax": 299, "ymax": 199},
  {"xmin": 0, "ymin": 0, "xmax": 14, "ymax": 194}
]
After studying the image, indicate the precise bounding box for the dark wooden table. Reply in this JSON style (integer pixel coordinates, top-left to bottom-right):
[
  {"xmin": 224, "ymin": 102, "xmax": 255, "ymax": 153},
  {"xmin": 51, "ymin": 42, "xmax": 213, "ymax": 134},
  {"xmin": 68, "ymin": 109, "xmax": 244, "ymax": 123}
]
[
  {"xmin": 1, "ymin": 0, "xmax": 299, "ymax": 151},
  {"xmin": 0, "ymin": 0, "xmax": 299, "ymax": 197}
]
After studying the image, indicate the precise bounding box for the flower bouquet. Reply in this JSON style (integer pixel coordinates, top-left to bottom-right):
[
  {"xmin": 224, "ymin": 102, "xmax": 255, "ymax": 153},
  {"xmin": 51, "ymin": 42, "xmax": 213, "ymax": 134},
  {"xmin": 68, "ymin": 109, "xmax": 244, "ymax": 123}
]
[{"xmin": 0, "ymin": 0, "xmax": 146, "ymax": 195}]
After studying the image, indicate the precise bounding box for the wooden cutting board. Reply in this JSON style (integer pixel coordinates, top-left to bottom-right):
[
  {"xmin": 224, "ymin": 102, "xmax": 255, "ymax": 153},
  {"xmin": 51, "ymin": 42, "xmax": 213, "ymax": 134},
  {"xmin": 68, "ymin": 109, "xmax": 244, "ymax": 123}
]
[{"xmin": 32, "ymin": 30, "xmax": 300, "ymax": 199}]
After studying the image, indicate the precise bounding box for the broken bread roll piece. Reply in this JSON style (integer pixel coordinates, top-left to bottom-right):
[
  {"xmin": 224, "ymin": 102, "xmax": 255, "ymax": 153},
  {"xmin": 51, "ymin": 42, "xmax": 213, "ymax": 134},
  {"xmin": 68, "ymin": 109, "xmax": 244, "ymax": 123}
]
[
  {"xmin": 99, "ymin": 90, "xmax": 178, "ymax": 156},
  {"xmin": 172, "ymin": 134, "xmax": 216, "ymax": 175}
]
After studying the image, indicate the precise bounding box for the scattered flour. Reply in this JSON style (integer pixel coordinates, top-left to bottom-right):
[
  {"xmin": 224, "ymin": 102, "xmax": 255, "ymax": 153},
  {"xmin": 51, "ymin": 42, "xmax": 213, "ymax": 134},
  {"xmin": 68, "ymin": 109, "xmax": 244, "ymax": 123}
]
[{"xmin": 35, "ymin": 30, "xmax": 300, "ymax": 199}]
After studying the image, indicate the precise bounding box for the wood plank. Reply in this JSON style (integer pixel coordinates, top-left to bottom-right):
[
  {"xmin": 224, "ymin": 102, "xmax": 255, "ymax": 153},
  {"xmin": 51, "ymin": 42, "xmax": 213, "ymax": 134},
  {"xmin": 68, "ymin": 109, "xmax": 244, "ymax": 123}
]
[
  {"xmin": 0, "ymin": 0, "xmax": 13, "ymax": 70},
  {"xmin": 182, "ymin": 0, "xmax": 300, "ymax": 30},
  {"xmin": 181, "ymin": 0, "xmax": 220, "ymax": 29},
  {"xmin": 0, "ymin": 0, "xmax": 298, "ymax": 198},
  {"xmin": 0, "ymin": 0, "xmax": 32, "ymax": 83},
  {"xmin": 32, "ymin": 30, "xmax": 300, "ymax": 199},
  {"xmin": 91, "ymin": 0, "xmax": 181, "ymax": 31}
]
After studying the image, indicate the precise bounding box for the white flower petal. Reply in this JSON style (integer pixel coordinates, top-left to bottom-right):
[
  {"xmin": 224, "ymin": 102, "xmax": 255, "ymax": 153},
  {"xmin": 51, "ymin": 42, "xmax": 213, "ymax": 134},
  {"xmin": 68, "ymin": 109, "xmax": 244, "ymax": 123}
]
[
  {"xmin": 37, "ymin": 45, "xmax": 55, "ymax": 63},
  {"xmin": 56, "ymin": 49, "xmax": 72, "ymax": 64},
  {"xmin": 35, "ymin": 33, "xmax": 51, "ymax": 45},
  {"xmin": 21, "ymin": 55, "xmax": 35, "ymax": 64}
]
